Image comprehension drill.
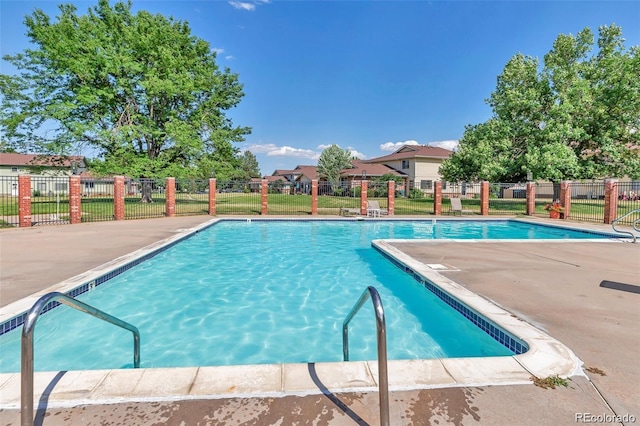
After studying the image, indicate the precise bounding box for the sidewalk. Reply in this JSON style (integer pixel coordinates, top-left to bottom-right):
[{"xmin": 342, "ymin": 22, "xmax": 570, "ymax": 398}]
[{"xmin": 0, "ymin": 217, "xmax": 638, "ymax": 425}]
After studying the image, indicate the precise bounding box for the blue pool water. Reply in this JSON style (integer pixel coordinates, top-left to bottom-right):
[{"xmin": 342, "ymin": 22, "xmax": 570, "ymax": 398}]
[{"xmin": 0, "ymin": 220, "xmax": 611, "ymax": 373}]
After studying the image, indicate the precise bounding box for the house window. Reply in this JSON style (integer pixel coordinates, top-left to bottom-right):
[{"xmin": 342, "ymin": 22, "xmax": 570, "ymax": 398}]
[
  {"xmin": 420, "ymin": 180, "xmax": 433, "ymax": 190},
  {"xmin": 84, "ymin": 181, "xmax": 95, "ymax": 189},
  {"xmin": 401, "ymin": 160, "xmax": 409, "ymax": 169},
  {"xmin": 11, "ymin": 167, "xmax": 18, "ymax": 173},
  {"xmin": 55, "ymin": 183, "xmax": 68, "ymax": 191},
  {"xmin": 38, "ymin": 182, "xmax": 47, "ymax": 191},
  {"xmin": 442, "ymin": 182, "xmax": 447, "ymax": 190}
]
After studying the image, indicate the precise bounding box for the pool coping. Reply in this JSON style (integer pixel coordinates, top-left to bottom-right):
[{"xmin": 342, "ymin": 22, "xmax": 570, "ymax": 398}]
[{"xmin": 1, "ymin": 217, "xmax": 621, "ymax": 409}]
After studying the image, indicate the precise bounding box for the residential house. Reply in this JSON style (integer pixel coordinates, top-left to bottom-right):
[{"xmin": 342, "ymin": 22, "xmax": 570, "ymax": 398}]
[
  {"xmin": 364, "ymin": 145, "xmax": 453, "ymax": 193},
  {"xmin": 0, "ymin": 153, "xmax": 87, "ymax": 195}
]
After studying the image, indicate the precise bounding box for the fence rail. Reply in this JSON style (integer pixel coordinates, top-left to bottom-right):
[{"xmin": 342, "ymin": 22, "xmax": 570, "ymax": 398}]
[{"xmin": 2, "ymin": 176, "xmax": 639, "ymax": 230}]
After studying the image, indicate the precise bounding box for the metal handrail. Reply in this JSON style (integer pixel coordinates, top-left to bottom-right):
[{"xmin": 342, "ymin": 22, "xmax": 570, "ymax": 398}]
[
  {"xmin": 21, "ymin": 292, "xmax": 140, "ymax": 426},
  {"xmin": 342, "ymin": 286, "xmax": 389, "ymax": 426},
  {"xmin": 612, "ymin": 208, "xmax": 640, "ymax": 243}
]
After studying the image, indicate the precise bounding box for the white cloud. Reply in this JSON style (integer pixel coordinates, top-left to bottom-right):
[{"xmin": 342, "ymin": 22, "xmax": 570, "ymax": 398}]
[
  {"xmin": 229, "ymin": 1, "xmax": 255, "ymax": 11},
  {"xmin": 225, "ymin": 55, "xmax": 235, "ymax": 60},
  {"xmin": 380, "ymin": 140, "xmax": 419, "ymax": 152},
  {"xmin": 245, "ymin": 143, "xmax": 321, "ymax": 160},
  {"xmin": 212, "ymin": 48, "xmax": 224, "ymax": 55},
  {"xmin": 347, "ymin": 147, "xmax": 366, "ymax": 160},
  {"xmin": 229, "ymin": 0, "xmax": 270, "ymax": 11},
  {"xmin": 428, "ymin": 140, "xmax": 459, "ymax": 151},
  {"xmin": 317, "ymin": 144, "xmax": 332, "ymax": 150}
]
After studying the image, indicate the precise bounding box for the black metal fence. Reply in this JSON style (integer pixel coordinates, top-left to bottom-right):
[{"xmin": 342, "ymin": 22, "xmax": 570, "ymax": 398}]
[
  {"xmin": 318, "ymin": 181, "xmax": 359, "ymax": 215},
  {"xmin": 30, "ymin": 176, "xmax": 70, "ymax": 226},
  {"xmin": 615, "ymin": 181, "xmax": 640, "ymax": 225},
  {"xmin": 487, "ymin": 183, "xmax": 527, "ymax": 215},
  {"xmin": 0, "ymin": 176, "xmax": 18, "ymax": 227},
  {"xmin": 175, "ymin": 178, "xmax": 209, "ymax": 216},
  {"xmin": 4, "ymin": 176, "xmax": 639, "ymax": 226},
  {"xmin": 124, "ymin": 178, "xmax": 166, "ymax": 219},
  {"xmin": 80, "ymin": 177, "xmax": 115, "ymax": 222},
  {"xmin": 215, "ymin": 180, "xmax": 261, "ymax": 215},
  {"xmin": 266, "ymin": 180, "xmax": 312, "ymax": 215}
]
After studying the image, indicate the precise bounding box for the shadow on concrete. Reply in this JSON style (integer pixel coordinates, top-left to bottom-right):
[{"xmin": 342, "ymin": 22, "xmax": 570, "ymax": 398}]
[
  {"xmin": 307, "ymin": 363, "xmax": 370, "ymax": 425},
  {"xmin": 599, "ymin": 280, "xmax": 640, "ymax": 294},
  {"xmin": 35, "ymin": 370, "xmax": 67, "ymax": 426}
]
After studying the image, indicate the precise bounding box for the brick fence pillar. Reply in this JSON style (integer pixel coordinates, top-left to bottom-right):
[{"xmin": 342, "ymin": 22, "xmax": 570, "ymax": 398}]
[
  {"xmin": 603, "ymin": 179, "xmax": 619, "ymax": 224},
  {"xmin": 261, "ymin": 179, "xmax": 268, "ymax": 215},
  {"xmin": 18, "ymin": 175, "xmax": 31, "ymax": 227},
  {"xmin": 387, "ymin": 181, "xmax": 395, "ymax": 216},
  {"xmin": 165, "ymin": 177, "xmax": 176, "ymax": 217},
  {"xmin": 311, "ymin": 180, "xmax": 318, "ymax": 215},
  {"xmin": 560, "ymin": 181, "xmax": 572, "ymax": 220},
  {"xmin": 526, "ymin": 182, "xmax": 536, "ymax": 216},
  {"xmin": 69, "ymin": 176, "xmax": 82, "ymax": 224},
  {"xmin": 114, "ymin": 176, "xmax": 125, "ymax": 220},
  {"xmin": 434, "ymin": 181, "xmax": 442, "ymax": 215},
  {"xmin": 208, "ymin": 178, "xmax": 216, "ymax": 215},
  {"xmin": 360, "ymin": 180, "xmax": 368, "ymax": 215},
  {"xmin": 480, "ymin": 181, "xmax": 490, "ymax": 216}
]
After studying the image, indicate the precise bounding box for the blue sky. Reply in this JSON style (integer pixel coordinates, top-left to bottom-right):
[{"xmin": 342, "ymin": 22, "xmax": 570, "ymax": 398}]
[{"xmin": 1, "ymin": 1, "xmax": 639, "ymax": 175}]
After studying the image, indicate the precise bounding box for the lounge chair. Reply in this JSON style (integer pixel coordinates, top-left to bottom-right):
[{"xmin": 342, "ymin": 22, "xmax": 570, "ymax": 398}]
[
  {"xmin": 366, "ymin": 200, "xmax": 388, "ymax": 217},
  {"xmin": 340, "ymin": 207, "xmax": 362, "ymax": 217},
  {"xmin": 450, "ymin": 197, "xmax": 473, "ymax": 215}
]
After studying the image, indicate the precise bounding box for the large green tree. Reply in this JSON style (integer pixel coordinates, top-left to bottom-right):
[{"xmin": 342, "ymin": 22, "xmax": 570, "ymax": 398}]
[
  {"xmin": 0, "ymin": 0, "xmax": 251, "ymax": 193},
  {"xmin": 317, "ymin": 144, "xmax": 353, "ymax": 188},
  {"xmin": 441, "ymin": 25, "xmax": 639, "ymax": 182}
]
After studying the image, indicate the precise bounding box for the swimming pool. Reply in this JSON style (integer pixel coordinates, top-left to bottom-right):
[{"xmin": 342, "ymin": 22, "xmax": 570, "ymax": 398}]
[{"xmin": 0, "ymin": 219, "xmax": 615, "ymax": 373}]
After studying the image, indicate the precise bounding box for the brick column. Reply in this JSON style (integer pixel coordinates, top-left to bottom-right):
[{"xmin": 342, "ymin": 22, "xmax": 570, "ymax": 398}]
[
  {"xmin": 360, "ymin": 180, "xmax": 368, "ymax": 215},
  {"xmin": 114, "ymin": 176, "xmax": 125, "ymax": 220},
  {"xmin": 387, "ymin": 181, "xmax": 395, "ymax": 216},
  {"xmin": 261, "ymin": 179, "xmax": 268, "ymax": 215},
  {"xmin": 208, "ymin": 178, "xmax": 216, "ymax": 215},
  {"xmin": 526, "ymin": 182, "xmax": 536, "ymax": 216},
  {"xmin": 559, "ymin": 181, "xmax": 572, "ymax": 220},
  {"xmin": 165, "ymin": 177, "xmax": 176, "ymax": 217},
  {"xmin": 603, "ymin": 179, "xmax": 619, "ymax": 224},
  {"xmin": 69, "ymin": 176, "xmax": 82, "ymax": 224},
  {"xmin": 480, "ymin": 181, "xmax": 489, "ymax": 216},
  {"xmin": 18, "ymin": 175, "xmax": 32, "ymax": 227},
  {"xmin": 311, "ymin": 179, "xmax": 318, "ymax": 215},
  {"xmin": 433, "ymin": 181, "xmax": 442, "ymax": 215}
]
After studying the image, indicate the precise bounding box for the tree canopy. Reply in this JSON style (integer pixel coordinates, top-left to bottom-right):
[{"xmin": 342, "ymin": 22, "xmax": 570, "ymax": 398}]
[
  {"xmin": 0, "ymin": 0, "xmax": 251, "ymax": 179},
  {"xmin": 317, "ymin": 144, "xmax": 353, "ymax": 187},
  {"xmin": 440, "ymin": 24, "xmax": 640, "ymax": 182}
]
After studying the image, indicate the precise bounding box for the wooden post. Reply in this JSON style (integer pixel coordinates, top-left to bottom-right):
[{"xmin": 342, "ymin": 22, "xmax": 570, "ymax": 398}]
[
  {"xmin": 526, "ymin": 182, "xmax": 536, "ymax": 216},
  {"xmin": 360, "ymin": 180, "xmax": 368, "ymax": 216},
  {"xmin": 480, "ymin": 181, "xmax": 489, "ymax": 216},
  {"xmin": 603, "ymin": 179, "xmax": 618, "ymax": 224}
]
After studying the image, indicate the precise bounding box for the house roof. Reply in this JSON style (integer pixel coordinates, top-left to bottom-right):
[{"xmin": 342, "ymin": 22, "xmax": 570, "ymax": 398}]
[
  {"xmin": 341, "ymin": 160, "xmax": 406, "ymax": 177},
  {"xmin": 292, "ymin": 165, "xmax": 319, "ymax": 180},
  {"xmin": 367, "ymin": 145, "xmax": 452, "ymax": 163},
  {"xmin": 263, "ymin": 175, "xmax": 291, "ymax": 183},
  {"xmin": 272, "ymin": 169, "xmax": 299, "ymax": 176},
  {"xmin": 0, "ymin": 153, "xmax": 85, "ymax": 167}
]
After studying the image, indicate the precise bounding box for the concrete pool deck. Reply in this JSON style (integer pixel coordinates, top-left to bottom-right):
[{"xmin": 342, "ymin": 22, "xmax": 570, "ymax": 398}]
[{"xmin": 0, "ymin": 216, "xmax": 638, "ymax": 425}]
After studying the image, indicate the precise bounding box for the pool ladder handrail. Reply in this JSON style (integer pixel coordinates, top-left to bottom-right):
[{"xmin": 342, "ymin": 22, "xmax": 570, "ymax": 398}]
[
  {"xmin": 342, "ymin": 286, "xmax": 390, "ymax": 426},
  {"xmin": 612, "ymin": 208, "xmax": 640, "ymax": 243},
  {"xmin": 21, "ymin": 292, "xmax": 141, "ymax": 426}
]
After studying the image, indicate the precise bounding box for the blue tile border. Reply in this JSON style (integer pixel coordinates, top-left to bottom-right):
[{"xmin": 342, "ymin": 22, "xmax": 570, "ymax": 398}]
[
  {"xmin": 0, "ymin": 225, "xmax": 210, "ymax": 337},
  {"xmin": 374, "ymin": 246, "xmax": 529, "ymax": 355}
]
